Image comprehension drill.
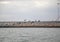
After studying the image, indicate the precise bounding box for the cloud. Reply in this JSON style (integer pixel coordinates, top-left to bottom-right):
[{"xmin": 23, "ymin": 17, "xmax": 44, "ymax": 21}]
[
  {"xmin": 0, "ymin": 0, "xmax": 56, "ymax": 8},
  {"xmin": 0, "ymin": 0, "xmax": 59, "ymax": 21},
  {"xmin": 0, "ymin": 1, "xmax": 11, "ymax": 4},
  {"xmin": 0, "ymin": 0, "xmax": 56, "ymax": 12}
]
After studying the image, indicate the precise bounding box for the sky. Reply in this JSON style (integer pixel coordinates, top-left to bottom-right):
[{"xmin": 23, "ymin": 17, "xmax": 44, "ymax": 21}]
[{"xmin": 0, "ymin": 0, "xmax": 60, "ymax": 21}]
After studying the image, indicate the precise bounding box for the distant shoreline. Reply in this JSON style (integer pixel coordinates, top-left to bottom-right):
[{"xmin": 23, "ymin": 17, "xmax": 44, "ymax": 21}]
[
  {"xmin": 0, "ymin": 21, "xmax": 60, "ymax": 28},
  {"xmin": 0, "ymin": 26, "xmax": 60, "ymax": 28}
]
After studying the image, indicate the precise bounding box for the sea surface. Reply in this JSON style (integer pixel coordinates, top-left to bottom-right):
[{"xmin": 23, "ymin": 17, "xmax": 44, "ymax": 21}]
[{"xmin": 0, "ymin": 28, "xmax": 60, "ymax": 42}]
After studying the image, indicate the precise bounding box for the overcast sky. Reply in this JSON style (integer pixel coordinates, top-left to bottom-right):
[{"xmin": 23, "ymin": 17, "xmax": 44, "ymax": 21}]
[{"xmin": 0, "ymin": 0, "xmax": 60, "ymax": 21}]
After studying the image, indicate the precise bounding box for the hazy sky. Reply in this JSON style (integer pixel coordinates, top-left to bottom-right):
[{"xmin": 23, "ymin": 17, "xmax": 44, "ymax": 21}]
[{"xmin": 0, "ymin": 0, "xmax": 60, "ymax": 21}]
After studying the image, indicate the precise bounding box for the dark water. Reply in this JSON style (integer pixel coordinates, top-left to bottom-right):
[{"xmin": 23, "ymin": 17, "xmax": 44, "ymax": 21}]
[{"xmin": 0, "ymin": 28, "xmax": 60, "ymax": 42}]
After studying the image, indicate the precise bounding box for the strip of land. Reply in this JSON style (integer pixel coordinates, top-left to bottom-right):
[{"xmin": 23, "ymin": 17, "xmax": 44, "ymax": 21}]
[{"xmin": 0, "ymin": 21, "xmax": 60, "ymax": 28}]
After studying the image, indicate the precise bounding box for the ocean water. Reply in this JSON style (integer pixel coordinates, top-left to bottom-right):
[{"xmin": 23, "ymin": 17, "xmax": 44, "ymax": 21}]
[{"xmin": 0, "ymin": 28, "xmax": 60, "ymax": 42}]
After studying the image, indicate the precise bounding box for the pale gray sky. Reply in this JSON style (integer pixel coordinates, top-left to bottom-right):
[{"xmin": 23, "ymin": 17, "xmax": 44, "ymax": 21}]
[{"xmin": 0, "ymin": 0, "xmax": 60, "ymax": 21}]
